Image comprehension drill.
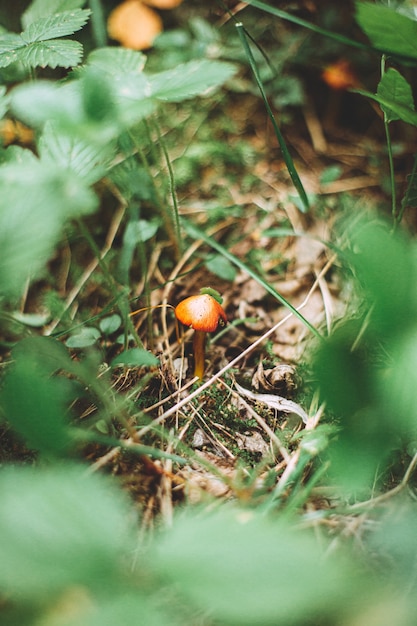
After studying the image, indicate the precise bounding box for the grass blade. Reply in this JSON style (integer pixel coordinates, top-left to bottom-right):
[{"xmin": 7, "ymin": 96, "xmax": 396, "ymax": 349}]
[
  {"xmin": 245, "ymin": 0, "xmax": 369, "ymax": 51},
  {"xmin": 236, "ymin": 23, "xmax": 309, "ymax": 213}
]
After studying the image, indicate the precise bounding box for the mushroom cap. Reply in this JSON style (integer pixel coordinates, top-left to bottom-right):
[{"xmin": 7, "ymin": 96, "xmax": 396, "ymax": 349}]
[{"xmin": 175, "ymin": 294, "xmax": 227, "ymax": 332}]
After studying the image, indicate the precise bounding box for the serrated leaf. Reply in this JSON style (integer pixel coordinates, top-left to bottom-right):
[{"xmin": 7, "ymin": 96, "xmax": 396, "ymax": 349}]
[
  {"xmin": 149, "ymin": 59, "xmax": 237, "ymax": 102},
  {"xmin": 355, "ymin": 1, "xmax": 417, "ymax": 59},
  {"xmin": 0, "ymin": 33, "xmax": 25, "ymax": 68},
  {"xmin": 0, "ymin": 160, "xmax": 97, "ymax": 297},
  {"xmin": 17, "ymin": 38, "xmax": 83, "ymax": 68},
  {"xmin": 87, "ymin": 46, "xmax": 146, "ymax": 76},
  {"xmin": 22, "ymin": 9, "xmax": 90, "ymax": 43},
  {"xmin": 377, "ymin": 68, "xmax": 415, "ymax": 123},
  {"xmin": 22, "ymin": 0, "xmax": 87, "ymax": 28},
  {"xmin": 38, "ymin": 120, "xmax": 114, "ymax": 184},
  {"xmin": 111, "ymin": 348, "xmax": 159, "ymax": 368},
  {"xmin": 0, "ymin": 464, "xmax": 134, "ymax": 599},
  {"xmin": 0, "ymin": 10, "xmax": 89, "ymax": 70}
]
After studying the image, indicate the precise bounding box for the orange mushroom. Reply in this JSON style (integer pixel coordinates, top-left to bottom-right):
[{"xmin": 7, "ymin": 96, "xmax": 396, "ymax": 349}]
[
  {"xmin": 321, "ymin": 59, "xmax": 359, "ymax": 91},
  {"xmin": 175, "ymin": 290, "xmax": 227, "ymax": 380}
]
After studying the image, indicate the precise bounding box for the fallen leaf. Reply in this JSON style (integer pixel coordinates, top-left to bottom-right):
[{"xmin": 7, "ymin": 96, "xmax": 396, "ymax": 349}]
[{"xmin": 108, "ymin": 0, "xmax": 163, "ymax": 50}]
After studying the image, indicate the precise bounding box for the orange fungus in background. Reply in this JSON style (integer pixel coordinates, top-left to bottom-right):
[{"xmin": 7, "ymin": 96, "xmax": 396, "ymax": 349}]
[
  {"xmin": 107, "ymin": 0, "xmax": 184, "ymax": 50},
  {"xmin": 107, "ymin": 0, "xmax": 163, "ymax": 50}
]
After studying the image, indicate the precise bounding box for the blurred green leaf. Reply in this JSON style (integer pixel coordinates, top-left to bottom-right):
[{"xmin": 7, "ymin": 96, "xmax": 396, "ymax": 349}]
[
  {"xmin": 111, "ymin": 348, "xmax": 159, "ymax": 368},
  {"xmin": 0, "ymin": 464, "xmax": 135, "ymax": 599},
  {"xmin": 377, "ymin": 69, "xmax": 415, "ymax": 124},
  {"xmin": 0, "ymin": 338, "xmax": 74, "ymax": 456},
  {"xmin": 87, "ymin": 46, "xmax": 146, "ymax": 76},
  {"xmin": 153, "ymin": 508, "xmax": 360, "ymax": 624},
  {"xmin": 66, "ymin": 326, "xmax": 101, "ymax": 348},
  {"xmin": 383, "ymin": 327, "xmax": 417, "ymax": 430},
  {"xmin": 149, "ymin": 59, "xmax": 237, "ymax": 102},
  {"xmin": 347, "ymin": 219, "xmax": 416, "ymax": 335},
  {"xmin": 38, "ymin": 121, "xmax": 114, "ymax": 184},
  {"xmin": 99, "ymin": 314, "xmax": 122, "ymax": 335},
  {"xmin": 58, "ymin": 593, "xmax": 184, "ymax": 626},
  {"xmin": 0, "ymin": 160, "xmax": 97, "ymax": 297},
  {"xmin": 205, "ymin": 254, "xmax": 237, "ymax": 281},
  {"xmin": 355, "ymin": 1, "xmax": 417, "ymax": 59}
]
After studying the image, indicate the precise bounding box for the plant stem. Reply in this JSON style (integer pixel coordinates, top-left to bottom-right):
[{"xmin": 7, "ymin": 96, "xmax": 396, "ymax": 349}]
[
  {"xmin": 193, "ymin": 330, "xmax": 206, "ymax": 380},
  {"xmin": 380, "ymin": 56, "xmax": 397, "ymax": 221},
  {"xmin": 153, "ymin": 118, "xmax": 183, "ymax": 259},
  {"xmin": 88, "ymin": 0, "xmax": 107, "ymax": 48},
  {"xmin": 77, "ymin": 219, "xmax": 144, "ymax": 348}
]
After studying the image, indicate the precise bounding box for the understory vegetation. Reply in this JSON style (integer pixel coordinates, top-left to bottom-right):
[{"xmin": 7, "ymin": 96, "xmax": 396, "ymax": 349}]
[{"xmin": 1, "ymin": 0, "xmax": 417, "ymax": 624}]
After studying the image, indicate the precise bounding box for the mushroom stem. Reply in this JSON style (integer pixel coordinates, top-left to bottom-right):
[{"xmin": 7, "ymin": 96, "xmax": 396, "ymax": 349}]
[{"xmin": 193, "ymin": 330, "xmax": 206, "ymax": 381}]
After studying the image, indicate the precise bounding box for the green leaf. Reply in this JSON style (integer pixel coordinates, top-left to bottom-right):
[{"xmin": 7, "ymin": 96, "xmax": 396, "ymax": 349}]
[
  {"xmin": 65, "ymin": 326, "xmax": 101, "ymax": 348},
  {"xmin": 22, "ymin": 9, "xmax": 90, "ymax": 43},
  {"xmin": 85, "ymin": 48, "xmax": 154, "ymax": 125},
  {"xmin": 149, "ymin": 59, "xmax": 237, "ymax": 102},
  {"xmin": 10, "ymin": 80, "xmax": 81, "ymax": 127},
  {"xmin": 355, "ymin": 87, "xmax": 417, "ymax": 127},
  {"xmin": 56, "ymin": 593, "xmax": 183, "ymax": 626},
  {"xmin": 0, "ymin": 338, "xmax": 73, "ymax": 456},
  {"xmin": 18, "ymin": 38, "xmax": 83, "ymax": 69},
  {"xmin": 377, "ymin": 68, "xmax": 415, "ymax": 123},
  {"xmin": 154, "ymin": 508, "xmax": 359, "ymax": 624},
  {"xmin": 205, "ymin": 254, "xmax": 237, "ymax": 281},
  {"xmin": 38, "ymin": 121, "xmax": 114, "ymax": 184},
  {"xmin": 0, "ymin": 34, "xmax": 25, "ymax": 68},
  {"xmin": 355, "ymin": 2, "xmax": 417, "ymax": 59},
  {"xmin": 99, "ymin": 314, "xmax": 122, "ymax": 335},
  {"xmin": 347, "ymin": 219, "xmax": 416, "ymax": 334},
  {"xmin": 0, "ymin": 10, "xmax": 89, "ymax": 70},
  {"xmin": 111, "ymin": 348, "xmax": 159, "ymax": 368},
  {"xmin": 22, "ymin": 0, "xmax": 88, "ymax": 28},
  {"xmin": 87, "ymin": 46, "xmax": 146, "ymax": 76},
  {"xmin": 0, "ymin": 464, "xmax": 135, "ymax": 599},
  {"xmin": 0, "ymin": 160, "xmax": 97, "ymax": 297}
]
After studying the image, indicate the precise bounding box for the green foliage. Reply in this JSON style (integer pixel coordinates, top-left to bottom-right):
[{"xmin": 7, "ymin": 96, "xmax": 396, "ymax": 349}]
[
  {"xmin": 0, "ymin": 464, "xmax": 136, "ymax": 599},
  {"xmin": 355, "ymin": 1, "xmax": 417, "ymax": 60},
  {"xmin": 377, "ymin": 68, "xmax": 416, "ymax": 124},
  {"xmin": 152, "ymin": 507, "xmax": 360, "ymax": 624},
  {"xmin": 0, "ymin": 156, "xmax": 97, "ymax": 298},
  {"xmin": 0, "ymin": 337, "xmax": 73, "ymax": 457},
  {"xmin": 0, "ymin": 9, "xmax": 90, "ymax": 69},
  {"xmin": 313, "ymin": 218, "xmax": 417, "ymax": 489},
  {"xmin": 111, "ymin": 347, "xmax": 159, "ymax": 368}
]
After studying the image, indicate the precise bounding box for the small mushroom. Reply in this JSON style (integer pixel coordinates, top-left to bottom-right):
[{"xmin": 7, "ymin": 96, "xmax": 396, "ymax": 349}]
[{"xmin": 175, "ymin": 289, "xmax": 227, "ymax": 380}]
